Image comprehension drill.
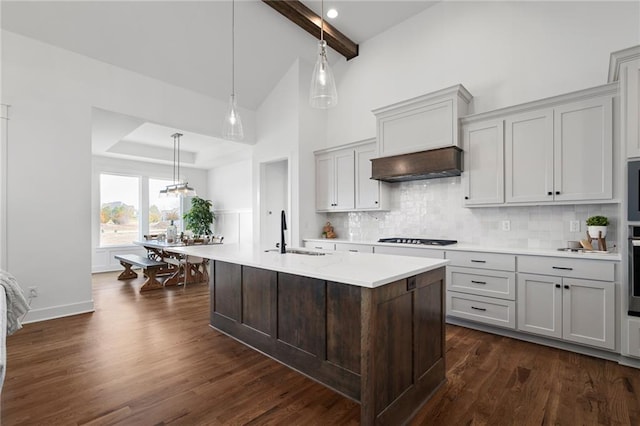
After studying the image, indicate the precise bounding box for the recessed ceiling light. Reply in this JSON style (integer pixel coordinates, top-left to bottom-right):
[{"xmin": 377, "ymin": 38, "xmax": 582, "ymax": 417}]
[{"xmin": 326, "ymin": 8, "xmax": 338, "ymax": 19}]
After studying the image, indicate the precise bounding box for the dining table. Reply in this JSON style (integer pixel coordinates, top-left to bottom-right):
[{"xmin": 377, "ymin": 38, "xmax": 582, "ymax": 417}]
[{"xmin": 133, "ymin": 240, "xmax": 216, "ymax": 286}]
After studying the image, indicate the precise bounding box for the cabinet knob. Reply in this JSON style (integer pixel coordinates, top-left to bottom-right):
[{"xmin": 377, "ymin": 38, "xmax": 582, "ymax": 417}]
[
  {"xmin": 555, "ymin": 191, "xmax": 560, "ymax": 195},
  {"xmin": 564, "ymin": 285, "xmax": 570, "ymax": 290},
  {"xmin": 464, "ymin": 196, "xmax": 469, "ymax": 200},
  {"xmin": 547, "ymin": 191, "xmax": 553, "ymax": 196},
  {"xmin": 375, "ymin": 201, "xmax": 379, "ymax": 204},
  {"xmin": 555, "ymin": 284, "xmax": 561, "ymax": 288}
]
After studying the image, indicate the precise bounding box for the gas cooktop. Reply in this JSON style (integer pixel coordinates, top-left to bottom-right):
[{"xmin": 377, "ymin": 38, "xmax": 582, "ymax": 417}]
[{"xmin": 378, "ymin": 237, "xmax": 458, "ymax": 246}]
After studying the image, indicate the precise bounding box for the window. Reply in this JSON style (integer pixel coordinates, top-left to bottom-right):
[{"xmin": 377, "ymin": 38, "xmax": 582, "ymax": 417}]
[
  {"xmin": 149, "ymin": 178, "xmax": 182, "ymax": 235},
  {"xmin": 100, "ymin": 174, "xmax": 140, "ymax": 246}
]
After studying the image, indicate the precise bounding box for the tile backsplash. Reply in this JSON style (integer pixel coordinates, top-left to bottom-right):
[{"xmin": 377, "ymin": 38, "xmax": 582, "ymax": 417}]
[{"xmin": 325, "ymin": 177, "xmax": 620, "ymax": 251}]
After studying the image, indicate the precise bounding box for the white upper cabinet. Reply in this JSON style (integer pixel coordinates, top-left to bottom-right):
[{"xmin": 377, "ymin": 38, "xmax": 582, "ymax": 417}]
[
  {"xmin": 315, "ymin": 140, "xmax": 388, "ymax": 213},
  {"xmin": 505, "ymin": 109, "xmax": 554, "ymax": 203},
  {"xmin": 315, "ymin": 148, "xmax": 354, "ymax": 212},
  {"xmin": 462, "ymin": 118, "xmax": 505, "ymax": 206},
  {"xmin": 608, "ymin": 46, "xmax": 640, "ymax": 158},
  {"xmin": 553, "ymin": 96, "xmax": 613, "ymax": 201},
  {"xmin": 463, "ymin": 83, "xmax": 616, "ymax": 207},
  {"xmin": 373, "ymin": 85, "xmax": 472, "ymax": 157},
  {"xmin": 355, "ymin": 142, "xmax": 388, "ymax": 210}
]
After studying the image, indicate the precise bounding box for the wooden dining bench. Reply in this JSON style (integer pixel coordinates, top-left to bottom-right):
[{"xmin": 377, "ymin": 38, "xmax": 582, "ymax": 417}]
[{"xmin": 114, "ymin": 254, "xmax": 166, "ymax": 292}]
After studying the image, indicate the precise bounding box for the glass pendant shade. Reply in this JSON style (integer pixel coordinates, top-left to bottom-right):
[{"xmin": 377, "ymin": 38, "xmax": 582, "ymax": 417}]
[
  {"xmin": 222, "ymin": 93, "xmax": 244, "ymax": 141},
  {"xmin": 309, "ymin": 40, "xmax": 338, "ymax": 109}
]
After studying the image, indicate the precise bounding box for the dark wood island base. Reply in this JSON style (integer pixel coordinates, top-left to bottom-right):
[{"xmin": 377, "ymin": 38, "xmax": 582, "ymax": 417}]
[{"xmin": 210, "ymin": 260, "xmax": 446, "ymax": 425}]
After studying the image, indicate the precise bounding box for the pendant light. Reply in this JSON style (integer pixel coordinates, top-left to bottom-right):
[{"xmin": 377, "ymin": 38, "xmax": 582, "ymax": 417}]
[
  {"xmin": 222, "ymin": 0, "xmax": 244, "ymax": 141},
  {"xmin": 309, "ymin": 0, "xmax": 338, "ymax": 109},
  {"xmin": 160, "ymin": 133, "xmax": 197, "ymax": 198}
]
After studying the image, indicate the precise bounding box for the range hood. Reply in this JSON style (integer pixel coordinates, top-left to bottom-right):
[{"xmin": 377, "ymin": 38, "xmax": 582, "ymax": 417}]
[{"xmin": 371, "ymin": 146, "xmax": 463, "ymax": 182}]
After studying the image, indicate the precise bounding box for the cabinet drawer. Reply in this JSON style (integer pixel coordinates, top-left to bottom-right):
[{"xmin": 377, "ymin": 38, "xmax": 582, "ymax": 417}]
[
  {"xmin": 447, "ymin": 267, "xmax": 515, "ymax": 300},
  {"xmin": 518, "ymin": 256, "xmax": 614, "ymax": 281},
  {"xmin": 446, "ymin": 251, "xmax": 516, "ymax": 271},
  {"xmin": 335, "ymin": 243, "xmax": 374, "ymax": 253},
  {"xmin": 304, "ymin": 241, "xmax": 335, "ymax": 251},
  {"xmin": 374, "ymin": 245, "xmax": 444, "ymax": 259},
  {"xmin": 446, "ymin": 292, "xmax": 516, "ymax": 329}
]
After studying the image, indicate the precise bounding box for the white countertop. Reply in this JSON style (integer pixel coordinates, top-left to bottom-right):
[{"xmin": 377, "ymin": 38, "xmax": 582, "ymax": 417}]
[
  {"xmin": 305, "ymin": 238, "xmax": 622, "ymax": 261},
  {"xmin": 166, "ymin": 244, "xmax": 449, "ymax": 288}
]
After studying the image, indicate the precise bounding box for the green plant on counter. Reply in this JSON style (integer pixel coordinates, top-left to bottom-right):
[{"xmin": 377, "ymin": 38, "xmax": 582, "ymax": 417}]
[
  {"xmin": 183, "ymin": 197, "xmax": 215, "ymax": 236},
  {"xmin": 586, "ymin": 215, "xmax": 609, "ymax": 226}
]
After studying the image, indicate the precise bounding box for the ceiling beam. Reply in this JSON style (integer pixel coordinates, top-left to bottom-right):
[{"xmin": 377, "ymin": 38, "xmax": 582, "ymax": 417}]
[{"xmin": 262, "ymin": 0, "xmax": 359, "ymax": 60}]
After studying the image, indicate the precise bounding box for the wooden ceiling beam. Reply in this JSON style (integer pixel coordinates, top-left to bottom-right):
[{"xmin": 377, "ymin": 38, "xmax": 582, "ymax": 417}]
[{"xmin": 262, "ymin": 0, "xmax": 359, "ymax": 60}]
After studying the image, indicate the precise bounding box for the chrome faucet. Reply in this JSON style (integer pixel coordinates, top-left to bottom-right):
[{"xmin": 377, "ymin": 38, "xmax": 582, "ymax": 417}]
[{"xmin": 280, "ymin": 210, "xmax": 287, "ymax": 254}]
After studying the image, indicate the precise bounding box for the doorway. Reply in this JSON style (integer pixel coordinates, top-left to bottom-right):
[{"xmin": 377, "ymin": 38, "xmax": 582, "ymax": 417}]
[{"xmin": 260, "ymin": 159, "xmax": 289, "ymax": 251}]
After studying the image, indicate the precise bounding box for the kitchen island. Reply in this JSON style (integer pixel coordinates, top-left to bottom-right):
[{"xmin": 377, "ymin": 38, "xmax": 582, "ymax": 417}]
[{"xmin": 169, "ymin": 244, "xmax": 449, "ymax": 425}]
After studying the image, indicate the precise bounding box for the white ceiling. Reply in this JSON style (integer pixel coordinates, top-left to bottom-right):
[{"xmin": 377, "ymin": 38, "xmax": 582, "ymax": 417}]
[{"xmin": 2, "ymin": 0, "xmax": 439, "ymax": 168}]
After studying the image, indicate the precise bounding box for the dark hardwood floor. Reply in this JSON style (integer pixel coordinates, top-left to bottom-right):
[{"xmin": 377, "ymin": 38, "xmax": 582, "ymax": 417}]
[{"xmin": 2, "ymin": 272, "xmax": 639, "ymax": 425}]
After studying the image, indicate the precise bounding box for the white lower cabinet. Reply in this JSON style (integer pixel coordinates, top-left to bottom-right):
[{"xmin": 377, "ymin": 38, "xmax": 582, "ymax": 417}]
[
  {"xmin": 446, "ymin": 292, "xmax": 516, "ymax": 329},
  {"xmin": 334, "ymin": 242, "xmax": 374, "ymax": 253},
  {"xmin": 373, "ymin": 245, "xmax": 444, "ymax": 259},
  {"xmin": 304, "ymin": 241, "xmax": 336, "ymax": 251},
  {"xmin": 445, "ymin": 251, "xmax": 517, "ymax": 329},
  {"xmin": 517, "ymin": 273, "xmax": 615, "ymax": 350},
  {"xmin": 627, "ymin": 318, "xmax": 640, "ymax": 358}
]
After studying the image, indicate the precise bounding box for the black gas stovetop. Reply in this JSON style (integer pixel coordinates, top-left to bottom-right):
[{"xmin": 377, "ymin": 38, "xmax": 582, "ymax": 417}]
[{"xmin": 378, "ymin": 237, "xmax": 458, "ymax": 246}]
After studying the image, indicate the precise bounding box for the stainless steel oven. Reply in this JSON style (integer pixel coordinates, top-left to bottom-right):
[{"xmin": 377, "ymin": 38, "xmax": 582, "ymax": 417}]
[{"xmin": 628, "ymin": 226, "xmax": 640, "ymax": 316}]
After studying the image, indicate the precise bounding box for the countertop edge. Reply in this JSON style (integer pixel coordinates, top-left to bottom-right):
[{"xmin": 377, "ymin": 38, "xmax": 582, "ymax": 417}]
[{"xmin": 304, "ymin": 238, "xmax": 622, "ymax": 261}]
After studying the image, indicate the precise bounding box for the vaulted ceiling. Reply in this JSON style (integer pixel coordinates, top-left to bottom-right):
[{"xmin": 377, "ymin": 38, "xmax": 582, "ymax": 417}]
[{"xmin": 1, "ymin": 1, "xmax": 439, "ymax": 168}]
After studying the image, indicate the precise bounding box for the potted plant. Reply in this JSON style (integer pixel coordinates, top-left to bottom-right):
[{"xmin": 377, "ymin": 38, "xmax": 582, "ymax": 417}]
[
  {"xmin": 183, "ymin": 197, "xmax": 215, "ymax": 238},
  {"xmin": 586, "ymin": 215, "xmax": 609, "ymax": 238}
]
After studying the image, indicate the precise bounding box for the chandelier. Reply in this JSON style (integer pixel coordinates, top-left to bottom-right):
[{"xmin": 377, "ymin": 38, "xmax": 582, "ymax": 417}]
[{"xmin": 159, "ymin": 133, "xmax": 196, "ymax": 197}]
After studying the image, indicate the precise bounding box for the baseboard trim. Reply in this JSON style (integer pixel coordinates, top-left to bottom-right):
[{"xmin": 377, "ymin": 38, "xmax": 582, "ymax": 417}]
[{"xmin": 22, "ymin": 300, "xmax": 95, "ymax": 324}]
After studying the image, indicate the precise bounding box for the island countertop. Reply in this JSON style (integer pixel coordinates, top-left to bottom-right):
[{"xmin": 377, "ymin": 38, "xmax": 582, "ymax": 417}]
[{"xmin": 166, "ymin": 243, "xmax": 449, "ymax": 288}]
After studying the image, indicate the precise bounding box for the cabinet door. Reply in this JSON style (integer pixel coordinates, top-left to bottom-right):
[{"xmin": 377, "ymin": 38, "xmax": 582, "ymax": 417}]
[
  {"xmin": 505, "ymin": 109, "xmax": 554, "ymax": 203},
  {"xmin": 562, "ymin": 278, "xmax": 615, "ymax": 350},
  {"xmin": 316, "ymin": 153, "xmax": 334, "ymax": 211},
  {"xmin": 517, "ymin": 273, "xmax": 562, "ymax": 339},
  {"xmin": 462, "ymin": 119, "xmax": 504, "ymax": 205},
  {"xmin": 355, "ymin": 144, "xmax": 382, "ymax": 209},
  {"xmin": 622, "ymin": 58, "xmax": 640, "ymax": 158},
  {"xmin": 334, "ymin": 150, "xmax": 355, "ymax": 210},
  {"xmin": 554, "ymin": 96, "xmax": 613, "ymax": 201}
]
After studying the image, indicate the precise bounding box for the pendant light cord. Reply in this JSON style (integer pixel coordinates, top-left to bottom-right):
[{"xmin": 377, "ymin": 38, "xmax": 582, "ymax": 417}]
[
  {"xmin": 320, "ymin": 0, "xmax": 324, "ymax": 41},
  {"xmin": 231, "ymin": 0, "xmax": 235, "ymax": 96},
  {"xmin": 172, "ymin": 134, "xmax": 177, "ymax": 185}
]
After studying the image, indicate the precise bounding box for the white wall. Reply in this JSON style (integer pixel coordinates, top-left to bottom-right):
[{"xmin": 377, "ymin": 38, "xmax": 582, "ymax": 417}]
[
  {"xmin": 328, "ymin": 1, "xmax": 640, "ymax": 148},
  {"xmin": 251, "ymin": 59, "xmax": 327, "ymax": 247},
  {"xmin": 1, "ymin": 30, "xmax": 252, "ymax": 322},
  {"xmin": 208, "ymin": 159, "xmax": 253, "ymax": 245}
]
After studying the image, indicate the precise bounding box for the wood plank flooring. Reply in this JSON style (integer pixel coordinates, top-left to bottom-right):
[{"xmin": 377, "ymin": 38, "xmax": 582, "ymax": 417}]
[{"xmin": 2, "ymin": 272, "xmax": 639, "ymax": 425}]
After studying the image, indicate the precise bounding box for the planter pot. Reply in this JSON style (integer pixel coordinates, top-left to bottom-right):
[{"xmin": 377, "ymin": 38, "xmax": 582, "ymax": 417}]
[{"xmin": 588, "ymin": 225, "xmax": 607, "ymax": 239}]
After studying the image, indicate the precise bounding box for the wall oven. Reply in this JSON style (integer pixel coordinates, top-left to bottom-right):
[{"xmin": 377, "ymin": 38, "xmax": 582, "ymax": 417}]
[
  {"xmin": 628, "ymin": 226, "xmax": 640, "ymax": 316},
  {"xmin": 628, "ymin": 161, "xmax": 640, "ymax": 221}
]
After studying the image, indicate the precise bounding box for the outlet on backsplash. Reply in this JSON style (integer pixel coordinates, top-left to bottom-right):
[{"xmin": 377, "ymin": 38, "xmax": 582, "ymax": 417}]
[
  {"xmin": 569, "ymin": 220, "xmax": 580, "ymax": 232},
  {"xmin": 501, "ymin": 220, "xmax": 511, "ymax": 231}
]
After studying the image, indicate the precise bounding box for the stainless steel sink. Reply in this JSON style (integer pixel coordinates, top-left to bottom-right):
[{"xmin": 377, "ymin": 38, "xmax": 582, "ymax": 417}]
[{"xmin": 264, "ymin": 248, "xmax": 327, "ymax": 256}]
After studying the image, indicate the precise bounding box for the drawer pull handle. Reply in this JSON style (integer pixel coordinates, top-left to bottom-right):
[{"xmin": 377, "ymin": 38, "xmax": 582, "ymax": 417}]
[
  {"xmin": 470, "ymin": 260, "xmax": 486, "ymax": 263},
  {"xmin": 348, "ymin": 249, "xmax": 358, "ymax": 252},
  {"xmin": 552, "ymin": 266, "xmax": 573, "ymax": 271},
  {"xmin": 471, "ymin": 306, "xmax": 487, "ymax": 312},
  {"xmin": 471, "ymin": 280, "xmax": 487, "ymax": 285},
  {"xmin": 314, "ymin": 246, "xmax": 322, "ymax": 249}
]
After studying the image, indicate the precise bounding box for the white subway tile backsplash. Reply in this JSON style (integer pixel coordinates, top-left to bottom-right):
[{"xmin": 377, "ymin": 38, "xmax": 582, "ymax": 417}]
[{"xmin": 327, "ymin": 177, "xmax": 621, "ymax": 250}]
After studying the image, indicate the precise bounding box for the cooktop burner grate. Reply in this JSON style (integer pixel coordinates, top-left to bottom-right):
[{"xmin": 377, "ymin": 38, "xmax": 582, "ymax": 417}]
[{"xmin": 378, "ymin": 237, "xmax": 458, "ymax": 246}]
